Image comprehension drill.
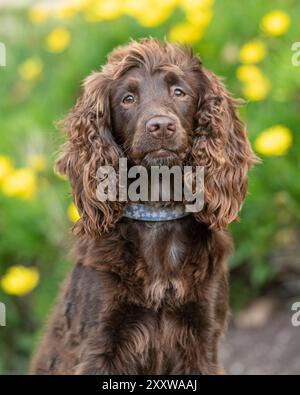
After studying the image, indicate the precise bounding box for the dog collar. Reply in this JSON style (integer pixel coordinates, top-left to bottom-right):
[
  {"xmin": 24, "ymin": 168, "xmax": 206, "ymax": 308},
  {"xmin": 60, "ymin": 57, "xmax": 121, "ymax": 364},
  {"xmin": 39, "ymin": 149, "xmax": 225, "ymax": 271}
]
[{"xmin": 123, "ymin": 203, "xmax": 190, "ymax": 222}]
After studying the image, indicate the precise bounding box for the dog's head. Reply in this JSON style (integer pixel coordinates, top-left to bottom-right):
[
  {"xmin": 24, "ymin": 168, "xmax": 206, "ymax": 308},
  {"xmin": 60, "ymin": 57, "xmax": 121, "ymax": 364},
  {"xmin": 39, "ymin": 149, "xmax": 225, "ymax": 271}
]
[
  {"xmin": 56, "ymin": 38, "xmax": 258, "ymax": 236},
  {"xmin": 109, "ymin": 49, "xmax": 199, "ymax": 168}
]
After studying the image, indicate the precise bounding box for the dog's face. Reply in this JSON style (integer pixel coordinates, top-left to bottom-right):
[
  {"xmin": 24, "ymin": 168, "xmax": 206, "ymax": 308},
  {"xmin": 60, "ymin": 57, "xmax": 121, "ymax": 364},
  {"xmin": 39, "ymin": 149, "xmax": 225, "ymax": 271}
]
[
  {"xmin": 56, "ymin": 39, "xmax": 258, "ymax": 236},
  {"xmin": 110, "ymin": 67, "xmax": 199, "ymax": 166}
]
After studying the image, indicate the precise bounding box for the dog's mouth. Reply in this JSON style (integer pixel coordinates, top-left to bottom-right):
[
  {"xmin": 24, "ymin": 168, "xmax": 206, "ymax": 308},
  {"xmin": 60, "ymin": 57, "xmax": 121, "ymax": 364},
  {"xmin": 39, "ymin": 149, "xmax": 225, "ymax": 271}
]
[
  {"xmin": 149, "ymin": 148, "xmax": 177, "ymax": 158},
  {"xmin": 140, "ymin": 148, "xmax": 184, "ymax": 167},
  {"xmin": 129, "ymin": 143, "xmax": 190, "ymax": 167}
]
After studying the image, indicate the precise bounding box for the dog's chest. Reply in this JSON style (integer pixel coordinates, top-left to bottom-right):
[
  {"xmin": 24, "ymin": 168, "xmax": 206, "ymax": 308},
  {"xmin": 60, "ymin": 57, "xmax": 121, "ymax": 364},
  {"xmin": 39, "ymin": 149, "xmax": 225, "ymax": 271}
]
[{"xmin": 138, "ymin": 223, "xmax": 190, "ymax": 308}]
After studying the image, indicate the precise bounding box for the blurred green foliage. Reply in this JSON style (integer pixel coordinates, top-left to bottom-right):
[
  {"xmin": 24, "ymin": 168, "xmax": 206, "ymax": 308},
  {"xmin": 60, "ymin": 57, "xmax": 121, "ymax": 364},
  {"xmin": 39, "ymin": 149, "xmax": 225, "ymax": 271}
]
[{"xmin": 0, "ymin": 0, "xmax": 300, "ymax": 373}]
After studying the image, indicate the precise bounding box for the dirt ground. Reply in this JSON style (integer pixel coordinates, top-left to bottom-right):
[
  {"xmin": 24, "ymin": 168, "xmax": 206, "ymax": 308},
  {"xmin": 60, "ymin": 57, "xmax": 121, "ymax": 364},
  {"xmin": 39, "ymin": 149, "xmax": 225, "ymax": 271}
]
[{"xmin": 221, "ymin": 307, "xmax": 300, "ymax": 375}]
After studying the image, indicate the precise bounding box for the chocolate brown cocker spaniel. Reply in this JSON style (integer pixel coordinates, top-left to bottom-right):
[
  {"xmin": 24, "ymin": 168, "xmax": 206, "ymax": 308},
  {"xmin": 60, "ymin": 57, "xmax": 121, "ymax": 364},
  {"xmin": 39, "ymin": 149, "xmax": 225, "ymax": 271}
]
[{"xmin": 30, "ymin": 38, "xmax": 258, "ymax": 375}]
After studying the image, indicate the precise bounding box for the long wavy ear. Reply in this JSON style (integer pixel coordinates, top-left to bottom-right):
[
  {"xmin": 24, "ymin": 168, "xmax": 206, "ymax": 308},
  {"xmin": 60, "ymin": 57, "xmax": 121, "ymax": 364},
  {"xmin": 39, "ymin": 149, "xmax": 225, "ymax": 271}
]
[
  {"xmin": 192, "ymin": 67, "xmax": 259, "ymax": 230},
  {"xmin": 55, "ymin": 71, "xmax": 124, "ymax": 236}
]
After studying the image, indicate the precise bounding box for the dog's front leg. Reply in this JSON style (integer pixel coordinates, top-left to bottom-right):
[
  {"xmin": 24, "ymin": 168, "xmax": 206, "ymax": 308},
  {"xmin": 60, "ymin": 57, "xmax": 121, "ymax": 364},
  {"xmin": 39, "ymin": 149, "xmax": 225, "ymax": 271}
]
[
  {"xmin": 75, "ymin": 301, "xmax": 157, "ymax": 375},
  {"xmin": 163, "ymin": 299, "xmax": 224, "ymax": 375}
]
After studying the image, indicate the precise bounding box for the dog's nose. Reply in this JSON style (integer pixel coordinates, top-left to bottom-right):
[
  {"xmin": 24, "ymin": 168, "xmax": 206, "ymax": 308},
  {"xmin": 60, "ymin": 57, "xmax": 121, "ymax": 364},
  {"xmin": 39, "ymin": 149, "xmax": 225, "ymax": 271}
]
[{"xmin": 146, "ymin": 116, "xmax": 176, "ymax": 139}]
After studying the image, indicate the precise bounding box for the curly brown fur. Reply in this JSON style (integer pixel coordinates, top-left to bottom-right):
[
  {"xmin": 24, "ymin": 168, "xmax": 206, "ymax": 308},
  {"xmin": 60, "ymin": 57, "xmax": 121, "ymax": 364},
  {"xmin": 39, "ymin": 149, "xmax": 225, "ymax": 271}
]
[{"xmin": 30, "ymin": 38, "xmax": 258, "ymax": 375}]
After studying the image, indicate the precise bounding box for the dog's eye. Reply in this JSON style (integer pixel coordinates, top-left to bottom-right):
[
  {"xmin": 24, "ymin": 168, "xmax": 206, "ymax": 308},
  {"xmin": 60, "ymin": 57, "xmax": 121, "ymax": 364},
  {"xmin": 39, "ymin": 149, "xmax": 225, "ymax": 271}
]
[
  {"xmin": 122, "ymin": 94, "xmax": 135, "ymax": 104},
  {"xmin": 173, "ymin": 87, "xmax": 186, "ymax": 98}
]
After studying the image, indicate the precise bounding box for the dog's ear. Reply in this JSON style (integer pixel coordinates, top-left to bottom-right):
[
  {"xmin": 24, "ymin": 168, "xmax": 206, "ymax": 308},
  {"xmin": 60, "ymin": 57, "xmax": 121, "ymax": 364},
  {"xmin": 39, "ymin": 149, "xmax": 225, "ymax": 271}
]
[
  {"xmin": 55, "ymin": 71, "xmax": 124, "ymax": 236},
  {"xmin": 192, "ymin": 67, "xmax": 259, "ymax": 230}
]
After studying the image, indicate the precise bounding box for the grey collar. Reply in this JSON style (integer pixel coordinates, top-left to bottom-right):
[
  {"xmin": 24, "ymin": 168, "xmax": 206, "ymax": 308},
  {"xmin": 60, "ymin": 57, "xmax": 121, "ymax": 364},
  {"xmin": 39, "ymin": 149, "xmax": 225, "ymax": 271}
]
[{"xmin": 123, "ymin": 203, "xmax": 190, "ymax": 222}]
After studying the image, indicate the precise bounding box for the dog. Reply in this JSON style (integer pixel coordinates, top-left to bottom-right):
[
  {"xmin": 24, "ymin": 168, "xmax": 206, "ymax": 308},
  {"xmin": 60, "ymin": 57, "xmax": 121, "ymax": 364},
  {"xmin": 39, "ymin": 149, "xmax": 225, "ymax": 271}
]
[{"xmin": 30, "ymin": 38, "xmax": 258, "ymax": 374}]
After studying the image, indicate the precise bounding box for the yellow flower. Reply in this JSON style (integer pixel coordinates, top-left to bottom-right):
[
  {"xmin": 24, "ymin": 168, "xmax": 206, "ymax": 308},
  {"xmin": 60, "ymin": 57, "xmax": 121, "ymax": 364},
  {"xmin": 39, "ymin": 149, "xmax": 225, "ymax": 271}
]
[
  {"xmin": 84, "ymin": 0, "xmax": 124, "ymax": 22},
  {"xmin": 28, "ymin": 154, "xmax": 47, "ymax": 172},
  {"xmin": 236, "ymin": 65, "xmax": 263, "ymax": 82},
  {"xmin": 179, "ymin": 0, "xmax": 213, "ymax": 14},
  {"xmin": 46, "ymin": 28, "xmax": 70, "ymax": 53},
  {"xmin": 167, "ymin": 0, "xmax": 213, "ymax": 42},
  {"xmin": 55, "ymin": 0, "xmax": 86, "ymax": 19},
  {"xmin": 239, "ymin": 40, "xmax": 266, "ymax": 64},
  {"xmin": 237, "ymin": 65, "xmax": 270, "ymax": 101},
  {"xmin": 68, "ymin": 202, "xmax": 80, "ymax": 222},
  {"xmin": 255, "ymin": 125, "xmax": 292, "ymax": 156},
  {"xmin": 27, "ymin": 5, "xmax": 49, "ymax": 24},
  {"xmin": 18, "ymin": 58, "xmax": 43, "ymax": 81},
  {"xmin": 1, "ymin": 266, "xmax": 39, "ymax": 296},
  {"xmin": 123, "ymin": 0, "xmax": 145, "ymax": 17},
  {"xmin": 2, "ymin": 168, "xmax": 36, "ymax": 199},
  {"xmin": 185, "ymin": 8, "xmax": 213, "ymax": 27},
  {"xmin": 124, "ymin": 0, "xmax": 176, "ymax": 27},
  {"xmin": 261, "ymin": 10, "xmax": 290, "ymax": 36},
  {"xmin": 0, "ymin": 156, "xmax": 13, "ymax": 183},
  {"xmin": 97, "ymin": 0, "xmax": 124, "ymax": 20},
  {"xmin": 169, "ymin": 22, "xmax": 203, "ymax": 44},
  {"xmin": 135, "ymin": 9, "xmax": 171, "ymax": 27},
  {"xmin": 242, "ymin": 76, "xmax": 270, "ymax": 101}
]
